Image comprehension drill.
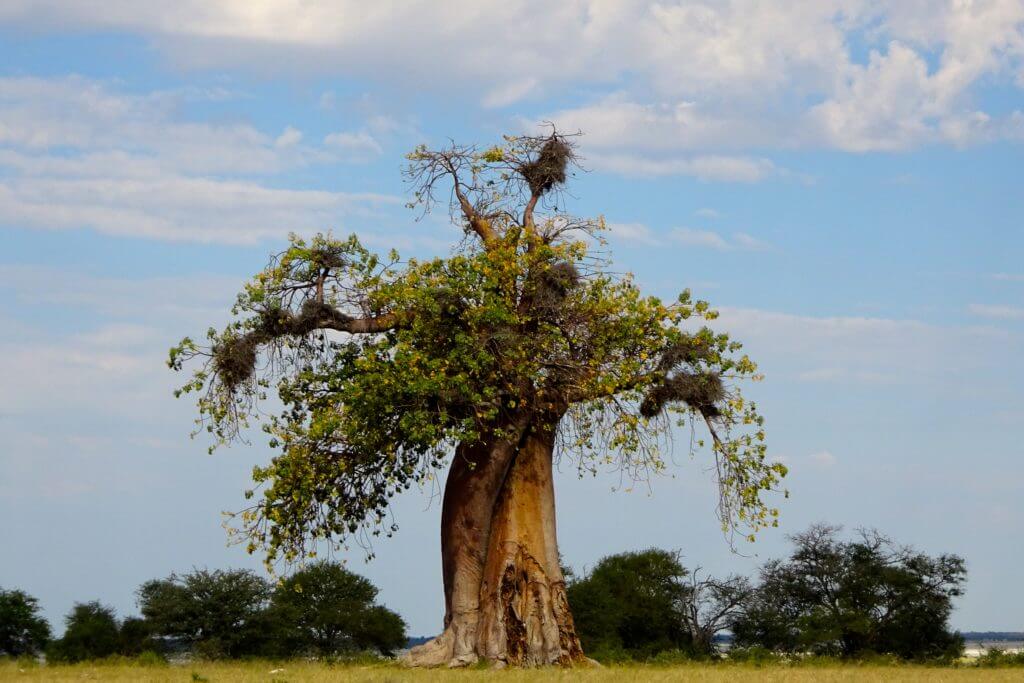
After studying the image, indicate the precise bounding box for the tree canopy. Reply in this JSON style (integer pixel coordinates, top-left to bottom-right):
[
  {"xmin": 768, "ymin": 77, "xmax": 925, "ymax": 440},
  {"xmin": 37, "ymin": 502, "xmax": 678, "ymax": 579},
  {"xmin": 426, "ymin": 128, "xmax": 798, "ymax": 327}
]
[
  {"xmin": 136, "ymin": 564, "xmax": 404, "ymax": 659},
  {"xmin": 0, "ymin": 588, "xmax": 51, "ymax": 657},
  {"xmin": 731, "ymin": 524, "xmax": 966, "ymax": 660},
  {"xmin": 170, "ymin": 132, "xmax": 786, "ymax": 573},
  {"xmin": 138, "ymin": 569, "xmax": 273, "ymax": 659},
  {"xmin": 270, "ymin": 561, "xmax": 406, "ymax": 656},
  {"xmin": 46, "ymin": 602, "xmax": 121, "ymax": 663},
  {"xmin": 566, "ymin": 549, "xmax": 693, "ymax": 660}
]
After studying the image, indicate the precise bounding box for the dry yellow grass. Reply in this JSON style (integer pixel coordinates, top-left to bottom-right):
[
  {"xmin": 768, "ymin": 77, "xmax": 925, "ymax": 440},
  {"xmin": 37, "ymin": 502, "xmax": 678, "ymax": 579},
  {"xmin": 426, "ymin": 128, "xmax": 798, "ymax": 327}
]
[{"xmin": 2, "ymin": 660, "xmax": 1022, "ymax": 683}]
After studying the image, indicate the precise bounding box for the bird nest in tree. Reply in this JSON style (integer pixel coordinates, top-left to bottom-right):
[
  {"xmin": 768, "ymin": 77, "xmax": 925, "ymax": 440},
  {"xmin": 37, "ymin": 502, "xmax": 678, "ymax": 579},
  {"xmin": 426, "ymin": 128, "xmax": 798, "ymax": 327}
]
[
  {"xmin": 520, "ymin": 137, "xmax": 572, "ymax": 196},
  {"xmin": 213, "ymin": 300, "xmax": 352, "ymax": 390},
  {"xmin": 640, "ymin": 372, "xmax": 724, "ymax": 419}
]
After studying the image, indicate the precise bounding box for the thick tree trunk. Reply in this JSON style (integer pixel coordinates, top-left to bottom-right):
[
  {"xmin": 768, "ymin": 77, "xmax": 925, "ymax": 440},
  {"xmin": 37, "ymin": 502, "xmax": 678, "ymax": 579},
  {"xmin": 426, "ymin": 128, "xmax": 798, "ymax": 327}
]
[
  {"xmin": 405, "ymin": 415, "xmax": 585, "ymax": 668},
  {"xmin": 476, "ymin": 421, "xmax": 584, "ymax": 666}
]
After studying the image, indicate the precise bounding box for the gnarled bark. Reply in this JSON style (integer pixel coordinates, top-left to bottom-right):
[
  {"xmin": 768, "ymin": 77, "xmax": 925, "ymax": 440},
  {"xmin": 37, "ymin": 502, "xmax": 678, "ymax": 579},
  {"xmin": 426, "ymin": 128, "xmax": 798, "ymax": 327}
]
[
  {"xmin": 477, "ymin": 420, "xmax": 584, "ymax": 666},
  {"xmin": 405, "ymin": 416, "xmax": 584, "ymax": 668}
]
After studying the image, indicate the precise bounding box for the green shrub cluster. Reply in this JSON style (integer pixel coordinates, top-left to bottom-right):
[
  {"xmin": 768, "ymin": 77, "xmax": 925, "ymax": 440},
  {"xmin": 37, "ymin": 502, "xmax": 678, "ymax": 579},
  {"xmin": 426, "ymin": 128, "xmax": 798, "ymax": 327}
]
[
  {"xmin": 1, "ymin": 562, "xmax": 405, "ymax": 664},
  {"xmin": 568, "ymin": 524, "xmax": 969, "ymax": 665}
]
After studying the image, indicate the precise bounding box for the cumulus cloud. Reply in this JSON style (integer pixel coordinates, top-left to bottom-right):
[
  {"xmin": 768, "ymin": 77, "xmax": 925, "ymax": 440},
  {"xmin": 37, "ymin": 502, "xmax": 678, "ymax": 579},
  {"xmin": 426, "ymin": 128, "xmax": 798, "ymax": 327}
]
[
  {"xmin": 274, "ymin": 126, "xmax": 303, "ymax": 148},
  {"xmin": 0, "ymin": 2, "xmax": 1020, "ymax": 174},
  {"xmin": 536, "ymin": 2, "xmax": 1024, "ymax": 157}
]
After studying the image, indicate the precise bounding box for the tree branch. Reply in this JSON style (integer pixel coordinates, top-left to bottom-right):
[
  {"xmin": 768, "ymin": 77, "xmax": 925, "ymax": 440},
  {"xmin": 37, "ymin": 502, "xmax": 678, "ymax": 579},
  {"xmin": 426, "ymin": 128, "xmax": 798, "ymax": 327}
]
[
  {"xmin": 522, "ymin": 192, "xmax": 540, "ymax": 236},
  {"xmin": 441, "ymin": 153, "xmax": 497, "ymax": 247}
]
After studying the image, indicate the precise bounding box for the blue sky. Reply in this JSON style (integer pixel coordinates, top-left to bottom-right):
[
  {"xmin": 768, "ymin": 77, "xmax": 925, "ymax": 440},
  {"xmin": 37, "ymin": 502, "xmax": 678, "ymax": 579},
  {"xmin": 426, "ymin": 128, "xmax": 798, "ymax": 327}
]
[{"xmin": 0, "ymin": 2, "xmax": 1022, "ymax": 636}]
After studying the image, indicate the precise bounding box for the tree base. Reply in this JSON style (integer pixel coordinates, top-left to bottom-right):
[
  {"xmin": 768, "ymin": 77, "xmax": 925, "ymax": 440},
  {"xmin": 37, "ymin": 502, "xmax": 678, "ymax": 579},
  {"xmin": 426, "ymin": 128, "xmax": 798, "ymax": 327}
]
[{"xmin": 405, "ymin": 420, "xmax": 586, "ymax": 668}]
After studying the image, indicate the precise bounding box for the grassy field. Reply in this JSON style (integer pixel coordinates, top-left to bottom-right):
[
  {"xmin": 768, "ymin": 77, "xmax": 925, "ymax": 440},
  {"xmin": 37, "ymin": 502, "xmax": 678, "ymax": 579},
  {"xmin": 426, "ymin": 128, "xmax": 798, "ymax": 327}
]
[{"xmin": 2, "ymin": 660, "xmax": 1023, "ymax": 682}]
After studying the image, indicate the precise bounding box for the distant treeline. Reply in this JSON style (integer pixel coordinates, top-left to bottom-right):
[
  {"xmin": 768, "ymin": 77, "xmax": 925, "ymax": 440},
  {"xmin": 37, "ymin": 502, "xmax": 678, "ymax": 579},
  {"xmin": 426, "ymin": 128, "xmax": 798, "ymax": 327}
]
[
  {"xmin": 564, "ymin": 523, "xmax": 968, "ymax": 663},
  {"xmin": 3, "ymin": 523, "xmax": 1019, "ymax": 666},
  {"xmin": 961, "ymin": 633, "xmax": 1024, "ymax": 642},
  {"xmin": 1, "ymin": 561, "xmax": 405, "ymax": 662}
]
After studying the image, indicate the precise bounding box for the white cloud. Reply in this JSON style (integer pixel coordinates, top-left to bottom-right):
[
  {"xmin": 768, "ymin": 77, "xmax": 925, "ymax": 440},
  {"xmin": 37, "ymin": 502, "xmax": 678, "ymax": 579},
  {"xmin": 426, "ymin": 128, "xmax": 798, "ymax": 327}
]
[
  {"xmin": 544, "ymin": 97, "xmax": 786, "ymax": 180},
  {"xmin": 589, "ymin": 153, "xmax": 778, "ymax": 182},
  {"xmin": 275, "ymin": 125, "xmax": 303, "ymax": 148},
  {"xmin": 968, "ymin": 303, "xmax": 1024, "ymax": 320},
  {"xmin": 0, "ymin": 172, "xmax": 397, "ymax": 244},
  {"xmin": 0, "ymin": 76, "xmax": 402, "ymax": 243},
  {"xmin": 482, "ymin": 78, "xmax": 539, "ymax": 108},
  {"xmin": 695, "ymin": 208, "xmax": 720, "ymax": 219},
  {"xmin": 732, "ymin": 232, "xmax": 770, "ymax": 251},
  {"xmin": 992, "ymin": 273, "xmax": 1024, "ymax": 282},
  {"xmin": 672, "ymin": 227, "xmax": 731, "ymax": 250},
  {"xmin": 538, "ymin": 3, "xmax": 1024, "ymax": 156},
  {"xmin": 75, "ymin": 323, "xmax": 161, "ymax": 348},
  {"xmin": 0, "ymin": 76, "xmax": 324, "ymax": 174},
  {"xmin": 323, "ymin": 130, "xmax": 383, "ymax": 157},
  {"xmin": 809, "ymin": 450, "xmax": 838, "ymax": 467},
  {"xmin": 714, "ymin": 307, "xmax": 1019, "ymax": 389},
  {"xmin": 1, "ymin": 3, "xmax": 1020, "ymax": 165},
  {"xmin": 606, "ymin": 222, "xmax": 660, "ymax": 246},
  {"xmin": 671, "ymin": 228, "xmax": 771, "ymax": 251},
  {"xmin": 546, "ymin": 97, "xmax": 789, "ymax": 152}
]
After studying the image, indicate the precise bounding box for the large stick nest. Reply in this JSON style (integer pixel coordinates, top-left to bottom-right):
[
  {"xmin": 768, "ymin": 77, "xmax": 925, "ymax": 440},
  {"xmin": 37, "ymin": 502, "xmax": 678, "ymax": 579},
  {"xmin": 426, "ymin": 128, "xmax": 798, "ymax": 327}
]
[
  {"xmin": 531, "ymin": 261, "xmax": 581, "ymax": 321},
  {"xmin": 639, "ymin": 372, "xmax": 724, "ymax": 419},
  {"xmin": 213, "ymin": 301, "xmax": 354, "ymax": 390},
  {"xmin": 639, "ymin": 337, "xmax": 725, "ymax": 418},
  {"xmin": 519, "ymin": 137, "xmax": 572, "ymax": 196}
]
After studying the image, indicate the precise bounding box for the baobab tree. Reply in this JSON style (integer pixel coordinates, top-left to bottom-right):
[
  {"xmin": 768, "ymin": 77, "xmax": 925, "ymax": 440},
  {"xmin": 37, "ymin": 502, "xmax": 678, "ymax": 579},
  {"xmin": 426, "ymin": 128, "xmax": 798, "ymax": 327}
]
[{"xmin": 170, "ymin": 132, "xmax": 787, "ymax": 667}]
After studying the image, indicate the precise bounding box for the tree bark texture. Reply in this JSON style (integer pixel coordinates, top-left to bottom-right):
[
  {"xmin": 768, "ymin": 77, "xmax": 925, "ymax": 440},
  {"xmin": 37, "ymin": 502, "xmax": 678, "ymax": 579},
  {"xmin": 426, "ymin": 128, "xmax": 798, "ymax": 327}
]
[{"xmin": 405, "ymin": 415, "xmax": 585, "ymax": 667}]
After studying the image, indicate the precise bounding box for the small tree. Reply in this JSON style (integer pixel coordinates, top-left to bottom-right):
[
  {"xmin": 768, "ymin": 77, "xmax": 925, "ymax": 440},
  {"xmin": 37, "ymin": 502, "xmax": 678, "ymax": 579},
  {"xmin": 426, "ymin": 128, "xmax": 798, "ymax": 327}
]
[
  {"xmin": 47, "ymin": 602, "xmax": 120, "ymax": 663},
  {"xmin": 118, "ymin": 617, "xmax": 157, "ymax": 656},
  {"xmin": 269, "ymin": 561, "xmax": 406, "ymax": 656},
  {"xmin": 567, "ymin": 549, "xmax": 692, "ymax": 660},
  {"xmin": 138, "ymin": 569, "xmax": 272, "ymax": 659},
  {"xmin": 678, "ymin": 569, "xmax": 752, "ymax": 656},
  {"xmin": 731, "ymin": 524, "xmax": 966, "ymax": 660},
  {"xmin": 0, "ymin": 588, "xmax": 51, "ymax": 657}
]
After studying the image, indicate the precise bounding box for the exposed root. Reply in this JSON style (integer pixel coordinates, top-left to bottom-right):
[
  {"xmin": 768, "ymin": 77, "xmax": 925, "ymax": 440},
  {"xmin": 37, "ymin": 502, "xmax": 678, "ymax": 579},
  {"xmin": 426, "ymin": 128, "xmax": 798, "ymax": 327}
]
[{"xmin": 402, "ymin": 628, "xmax": 453, "ymax": 668}]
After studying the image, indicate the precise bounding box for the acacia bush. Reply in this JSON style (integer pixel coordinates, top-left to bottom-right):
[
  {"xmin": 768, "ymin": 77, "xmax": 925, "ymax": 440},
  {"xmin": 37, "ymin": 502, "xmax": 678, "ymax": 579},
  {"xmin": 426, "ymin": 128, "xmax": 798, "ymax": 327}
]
[
  {"xmin": 567, "ymin": 549, "xmax": 694, "ymax": 661},
  {"xmin": 0, "ymin": 588, "xmax": 51, "ymax": 657},
  {"xmin": 975, "ymin": 648, "xmax": 1024, "ymax": 667},
  {"xmin": 46, "ymin": 602, "xmax": 121, "ymax": 663},
  {"xmin": 730, "ymin": 524, "xmax": 966, "ymax": 661},
  {"xmin": 138, "ymin": 569, "xmax": 273, "ymax": 659},
  {"xmin": 268, "ymin": 561, "xmax": 406, "ymax": 657},
  {"xmin": 137, "ymin": 564, "xmax": 404, "ymax": 659}
]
